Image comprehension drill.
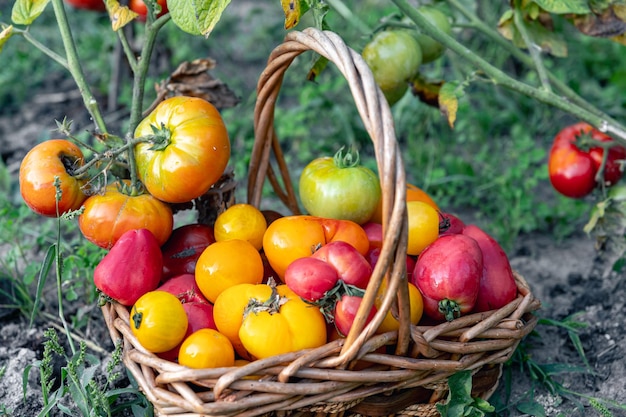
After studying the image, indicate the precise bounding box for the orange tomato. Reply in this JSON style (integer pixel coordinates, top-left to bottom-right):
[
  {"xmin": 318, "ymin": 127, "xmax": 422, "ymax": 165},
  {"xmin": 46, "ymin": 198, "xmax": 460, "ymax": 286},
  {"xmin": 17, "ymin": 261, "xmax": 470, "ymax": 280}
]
[
  {"xmin": 178, "ymin": 329, "xmax": 235, "ymax": 369},
  {"xmin": 195, "ymin": 239, "xmax": 264, "ymax": 303},
  {"xmin": 370, "ymin": 183, "xmax": 439, "ymax": 225},
  {"xmin": 262, "ymin": 215, "xmax": 369, "ymax": 280}
]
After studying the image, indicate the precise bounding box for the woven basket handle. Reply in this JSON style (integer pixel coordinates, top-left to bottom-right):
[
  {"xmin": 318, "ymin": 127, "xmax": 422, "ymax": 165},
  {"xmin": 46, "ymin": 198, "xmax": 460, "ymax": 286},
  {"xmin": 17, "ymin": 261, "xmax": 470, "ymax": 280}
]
[{"xmin": 248, "ymin": 28, "xmax": 411, "ymax": 363}]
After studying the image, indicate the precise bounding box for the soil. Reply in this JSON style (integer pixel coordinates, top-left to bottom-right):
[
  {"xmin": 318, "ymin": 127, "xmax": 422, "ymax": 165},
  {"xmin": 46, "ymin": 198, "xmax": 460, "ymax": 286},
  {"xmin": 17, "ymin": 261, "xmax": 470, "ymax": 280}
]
[{"xmin": 1, "ymin": 17, "xmax": 625, "ymax": 417}]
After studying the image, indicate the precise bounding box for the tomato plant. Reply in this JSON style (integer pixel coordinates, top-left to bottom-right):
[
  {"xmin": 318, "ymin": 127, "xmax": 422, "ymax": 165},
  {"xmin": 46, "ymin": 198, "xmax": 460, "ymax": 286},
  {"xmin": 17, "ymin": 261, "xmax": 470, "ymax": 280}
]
[
  {"xmin": 161, "ymin": 224, "xmax": 215, "ymax": 280},
  {"xmin": 94, "ymin": 228, "xmax": 163, "ymax": 306},
  {"xmin": 134, "ymin": 96, "xmax": 231, "ymax": 204},
  {"xmin": 78, "ymin": 181, "xmax": 174, "ymax": 249},
  {"xmin": 129, "ymin": 0, "xmax": 168, "ymax": 21},
  {"xmin": 299, "ymin": 147, "xmax": 381, "ymax": 225},
  {"xmin": 19, "ymin": 139, "xmax": 88, "ymax": 218},
  {"xmin": 130, "ymin": 291, "xmax": 188, "ymax": 353},
  {"xmin": 412, "ymin": 234, "xmax": 482, "ymax": 322}
]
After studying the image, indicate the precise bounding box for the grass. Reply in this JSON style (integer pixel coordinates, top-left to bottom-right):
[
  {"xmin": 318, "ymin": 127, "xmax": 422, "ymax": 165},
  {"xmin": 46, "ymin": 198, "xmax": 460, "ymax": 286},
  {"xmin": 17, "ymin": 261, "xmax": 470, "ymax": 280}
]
[{"xmin": 1, "ymin": 0, "xmax": 626, "ymax": 415}]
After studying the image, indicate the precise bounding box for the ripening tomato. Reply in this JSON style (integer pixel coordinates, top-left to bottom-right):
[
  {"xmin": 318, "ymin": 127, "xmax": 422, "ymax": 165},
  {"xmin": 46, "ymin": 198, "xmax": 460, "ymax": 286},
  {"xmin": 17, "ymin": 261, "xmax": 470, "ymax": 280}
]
[
  {"xmin": 262, "ymin": 215, "xmax": 370, "ymax": 280},
  {"xmin": 129, "ymin": 0, "xmax": 168, "ymax": 21},
  {"xmin": 134, "ymin": 96, "xmax": 230, "ymax": 204},
  {"xmin": 130, "ymin": 291, "xmax": 188, "ymax": 353},
  {"xmin": 19, "ymin": 139, "xmax": 88, "ymax": 217},
  {"xmin": 311, "ymin": 240, "xmax": 372, "ymax": 289},
  {"xmin": 588, "ymin": 135, "xmax": 626, "ymax": 187},
  {"xmin": 375, "ymin": 281, "xmax": 423, "ymax": 334},
  {"xmin": 406, "ymin": 201, "xmax": 440, "ymax": 256},
  {"xmin": 299, "ymin": 148, "xmax": 381, "ymax": 225},
  {"xmin": 195, "ymin": 239, "xmax": 264, "ymax": 303},
  {"xmin": 333, "ymin": 294, "xmax": 377, "ymax": 337},
  {"xmin": 178, "ymin": 329, "xmax": 235, "ymax": 369},
  {"xmin": 284, "ymin": 257, "xmax": 339, "ymax": 302},
  {"xmin": 161, "ymin": 224, "xmax": 215, "ymax": 280},
  {"xmin": 407, "ymin": 5, "xmax": 452, "ymax": 63},
  {"xmin": 64, "ymin": 0, "xmax": 106, "ymax": 11},
  {"xmin": 214, "ymin": 204, "xmax": 267, "ymax": 250},
  {"xmin": 370, "ymin": 183, "xmax": 439, "ymax": 225},
  {"xmin": 78, "ymin": 181, "xmax": 173, "ymax": 249}
]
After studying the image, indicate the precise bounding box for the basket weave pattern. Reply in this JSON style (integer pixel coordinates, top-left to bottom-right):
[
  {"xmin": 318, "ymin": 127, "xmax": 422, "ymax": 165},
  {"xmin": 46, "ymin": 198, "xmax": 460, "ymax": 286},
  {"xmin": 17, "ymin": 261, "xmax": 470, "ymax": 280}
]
[{"xmin": 102, "ymin": 28, "xmax": 540, "ymax": 417}]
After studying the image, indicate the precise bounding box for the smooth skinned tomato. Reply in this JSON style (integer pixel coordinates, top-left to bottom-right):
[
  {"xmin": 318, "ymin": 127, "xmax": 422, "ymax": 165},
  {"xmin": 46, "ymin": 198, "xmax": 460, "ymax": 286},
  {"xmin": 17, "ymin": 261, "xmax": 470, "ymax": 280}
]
[
  {"xmin": 412, "ymin": 234, "xmax": 482, "ymax": 322},
  {"xmin": 588, "ymin": 135, "xmax": 626, "ymax": 187},
  {"xmin": 262, "ymin": 215, "xmax": 370, "ymax": 280},
  {"xmin": 19, "ymin": 139, "xmax": 88, "ymax": 217},
  {"xmin": 406, "ymin": 200, "xmax": 440, "ymax": 256},
  {"xmin": 439, "ymin": 212, "xmax": 466, "ymax": 236},
  {"xmin": 370, "ymin": 183, "xmax": 439, "ymax": 225},
  {"xmin": 407, "ymin": 5, "xmax": 452, "ymax": 63},
  {"xmin": 158, "ymin": 301, "xmax": 217, "ymax": 362},
  {"xmin": 284, "ymin": 257, "xmax": 339, "ymax": 302},
  {"xmin": 157, "ymin": 273, "xmax": 210, "ymax": 304},
  {"xmin": 375, "ymin": 281, "xmax": 423, "ymax": 334},
  {"xmin": 362, "ymin": 30, "xmax": 422, "ymax": 105},
  {"xmin": 129, "ymin": 0, "xmax": 168, "ymax": 21},
  {"xmin": 78, "ymin": 181, "xmax": 173, "ymax": 249},
  {"xmin": 161, "ymin": 224, "xmax": 215, "ymax": 280},
  {"xmin": 299, "ymin": 148, "xmax": 381, "ymax": 225},
  {"xmin": 333, "ymin": 294, "xmax": 377, "ymax": 337},
  {"xmin": 134, "ymin": 96, "xmax": 230, "ymax": 204},
  {"xmin": 130, "ymin": 291, "xmax": 188, "ymax": 353},
  {"xmin": 94, "ymin": 228, "xmax": 163, "ymax": 306},
  {"xmin": 178, "ymin": 329, "xmax": 235, "ymax": 369},
  {"xmin": 195, "ymin": 239, "xmax": 264, "ymax": 303},
  {"xmin": 64, "ymin": 0, "xmax": 106, "ymax": 11},
  {"xmin": 214, "ymin": 203, "xmax": 267, "ymax": 250},
  {"xmin": 311, "ymin": 241, "xmax": 373, "ymax": 290}
]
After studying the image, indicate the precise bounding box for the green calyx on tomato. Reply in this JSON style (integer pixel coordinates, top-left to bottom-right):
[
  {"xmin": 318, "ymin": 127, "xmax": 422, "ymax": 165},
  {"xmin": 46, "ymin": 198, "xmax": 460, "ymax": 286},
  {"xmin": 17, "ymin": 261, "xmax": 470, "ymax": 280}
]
[{"xmin": 299, "ymin": 147, "xmax": 382, "ymax": 225}]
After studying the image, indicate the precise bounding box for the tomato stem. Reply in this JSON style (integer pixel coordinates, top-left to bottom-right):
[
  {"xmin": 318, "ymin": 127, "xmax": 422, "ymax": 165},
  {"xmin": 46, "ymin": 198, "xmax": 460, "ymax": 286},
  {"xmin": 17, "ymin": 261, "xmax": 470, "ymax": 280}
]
[
  {"xmin": 438, "ymin": 299, "xmax": 461, "ymax": 322},
  {"xmin": 132, "ymin": 309, "xmax": 143, "ymax": 330},
  {"xmin": 333, "ymin": 146, "xmax": 361, "ymax": 169}
]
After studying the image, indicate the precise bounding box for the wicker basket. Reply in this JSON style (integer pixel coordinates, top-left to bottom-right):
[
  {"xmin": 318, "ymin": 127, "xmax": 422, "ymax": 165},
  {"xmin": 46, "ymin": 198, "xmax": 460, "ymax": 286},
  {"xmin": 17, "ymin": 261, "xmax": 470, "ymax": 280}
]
[{"xmin": 101, "ymin": 28, "xmax": 541, "ymax": 417}]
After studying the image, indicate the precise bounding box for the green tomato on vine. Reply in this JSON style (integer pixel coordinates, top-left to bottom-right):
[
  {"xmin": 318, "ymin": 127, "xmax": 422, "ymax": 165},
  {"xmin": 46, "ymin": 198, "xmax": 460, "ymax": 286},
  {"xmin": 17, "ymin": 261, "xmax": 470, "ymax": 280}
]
[{"xmin": 404, "ymin": 5, "xmax": 452, "ymax": 64}]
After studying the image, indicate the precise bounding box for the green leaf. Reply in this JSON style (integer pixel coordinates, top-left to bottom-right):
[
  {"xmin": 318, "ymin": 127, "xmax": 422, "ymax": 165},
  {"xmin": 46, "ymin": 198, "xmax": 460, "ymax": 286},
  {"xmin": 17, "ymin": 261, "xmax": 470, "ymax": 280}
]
[
  {"xmin": 517, "ymin": 400, "xmax": 547, "ymax": 416},
  {"xmin": 11, "ymin": 0, "xmax": 50, "ymax": 25},
  {"xmin": 168, "ymin": 0, "xmax": 232, "ymax": 37},
  {"xmin": 29, "ymin": 244, "xmax": 56, "ymax": 328},
  {"xmin": 530, "ymin": 0, "xmax": 590, "ymax": 14},
  {"xmin": 0, "ymin": 25, "xmax": 14, "ymax": 54}
]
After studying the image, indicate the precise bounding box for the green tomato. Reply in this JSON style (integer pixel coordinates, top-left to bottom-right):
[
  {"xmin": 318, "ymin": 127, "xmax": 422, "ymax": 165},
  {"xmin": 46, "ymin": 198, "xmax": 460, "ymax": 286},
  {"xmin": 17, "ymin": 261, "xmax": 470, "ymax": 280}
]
[
  {"xmin": 362, "ymin": 30, "xmax": 422, "ymax": 99},
  {"xmin": 407, "ymin": 6, "xmax": 452, "ymax": 63},
  {"xmin": 299, "ymin": 148, "xmax": 381, "ymax": 225}
]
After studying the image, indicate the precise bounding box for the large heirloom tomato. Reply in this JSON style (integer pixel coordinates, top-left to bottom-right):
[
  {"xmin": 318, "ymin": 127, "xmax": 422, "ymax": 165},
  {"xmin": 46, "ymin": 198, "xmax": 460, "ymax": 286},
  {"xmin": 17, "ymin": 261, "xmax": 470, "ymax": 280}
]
[
  {"xmin": 134, "ymin": 96, "xmax": 230, "ymax": 204},
  {"xmin": 299, "ymin": 148, "xmax": 381, "ymax": 225},
  {"xmin": 19, "ymin": 139, "xmax": 88, "ymax": 217},
  {"xmin": 130, "ymin": 291, "xmax": 188, "ymax": 353},
  {"xmin": 262, "ymin": 215, "xmax": 370, "ymax": 280},
  {"xmin": 78, "ymin": 182, "xmax": 173, "ymax": 249}
]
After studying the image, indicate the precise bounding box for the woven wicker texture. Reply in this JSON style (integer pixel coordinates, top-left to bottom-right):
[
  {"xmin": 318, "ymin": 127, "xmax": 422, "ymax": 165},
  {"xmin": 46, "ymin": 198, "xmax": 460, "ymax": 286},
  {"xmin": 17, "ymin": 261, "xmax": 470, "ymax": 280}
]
[{"xmin": 101, "ymin": 28, "xmax": 541, "ymax": 417}]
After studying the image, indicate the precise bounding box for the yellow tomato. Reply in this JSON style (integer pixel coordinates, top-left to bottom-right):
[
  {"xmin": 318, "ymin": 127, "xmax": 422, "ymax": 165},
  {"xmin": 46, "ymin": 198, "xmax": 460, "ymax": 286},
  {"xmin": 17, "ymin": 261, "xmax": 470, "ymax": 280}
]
[
  {"xmin": 178, "ymin": 329, "xmax": 235, "ymax": 369},
  {"xmin": 375, "ymin": 282, "xmax": 424, "ymax": 334},
  {"xmin": 130, "ymin": 291, "xmax": 188, "ymax": 353},
  {"xmin": 406, "ymin": 201, "xmax": 439, "ymax": 256},
  {"xmin": 214, "ymin": 203, "xmax": 267, "ymax": 250},
  {"xmin": 195, "ymin": 239, "xmax": 264, "ymax": 303},
  {"xmin": 370, "ymin": 183, "xmax": 439, "ymax": 225}
]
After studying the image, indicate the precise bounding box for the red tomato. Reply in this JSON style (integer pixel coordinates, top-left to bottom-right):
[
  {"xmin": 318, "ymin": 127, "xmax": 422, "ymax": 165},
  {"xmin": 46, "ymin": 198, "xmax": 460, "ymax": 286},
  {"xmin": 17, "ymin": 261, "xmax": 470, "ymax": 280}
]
[
  {"xmin": 284, "ymin": 257, "xmax": 339, "ymax": 302},
  {"xmin": 365, "ymin": 247, "xmax": 416, "ymax": 283},
  {"xmin": 462, "ymin": 225, "xmax": 518, "ymax": 312},
  {"xmin": 78, "ymin": 181, "xmax": 173, "ymax": 249},
  {"xmin": 439, "ymin": 212, "xmax": 466, "ymax": 236},
  {"xmin": 134, "ymin": 96, "xmax": 231, "ymax": 204},
  {"xmin": 19, "ymin": 139, "xmax": 88, "ymax": 217},
  {"xmin": 333, "ymin": 295, "xmax": 377, "ymax": 337},
  {"xmin": 64, "ymin": 0, "xmax": 106, "ymax": 11},
  {"xmin": 157, "ymin": 274, "xmax": 210, "ymax": 304},
  {"xmin": 588, "ymin": 138, "xmax": 626, "ymax": 187},
  {"xmin": 94, "ymin": 229, "xmax": 163, "ymax": 306},
  {"xmin": 311, "ymin": 241, "xmax": 372, "ymax": 289},
  {"xmin": 129, "ymin": 0, "xmax": 168, "ymax": 21},
  {"xmin": 412, "ymin": 234, "xmax": 482, "ymax": 322},
  {"xmin": 161, "ymin": 224, "xmax": 215, "ymax": 280}
]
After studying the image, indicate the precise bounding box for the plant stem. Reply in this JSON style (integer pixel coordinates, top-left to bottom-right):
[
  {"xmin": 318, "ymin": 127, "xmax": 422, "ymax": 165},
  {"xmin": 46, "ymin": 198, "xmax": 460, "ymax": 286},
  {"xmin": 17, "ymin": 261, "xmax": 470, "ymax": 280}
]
[
  {"xmin": 391, "ymin": 0, "xmax": 626, "ymax": 145},
  {"xmin": 512, "ymin": 2, "xmax": 551, "ymax": 91},
  {"xmin": 10, "ymin": 26, "xmax": 69, "ymax": 69},
  {"xmin": 50, "ymin": 0, "xmax": 108, "ymax": 135},
  {"xmin": 325, "ymin": 0, "xmax": 372, "ymax": 35}
]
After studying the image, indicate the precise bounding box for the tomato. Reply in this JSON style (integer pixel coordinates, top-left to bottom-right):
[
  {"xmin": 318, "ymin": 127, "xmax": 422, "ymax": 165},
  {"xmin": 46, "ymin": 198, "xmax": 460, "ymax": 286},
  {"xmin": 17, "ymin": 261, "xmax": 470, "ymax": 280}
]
[
  {"xmin": 130, "ymin": 291, "xmax": 188, "ymax": 353},
  {"xmin": 129, "ymin": 0, "xmax": 168, "ymax": 21},
  {"xmin": 195, "ymin": 239, "xmax": 264, "ymax": 303},
  {"xmin": 375, "ymin": 282, "xmax": 423, "ymax": 334},
  {"xmin": 262, "ymin": 215, "xmax": 369, "ymax": 280},
  {"xmin": 462, "ymin": 225, "xmax": 518, "ymax": 312},
  {"xmin": 406, "ymin": 201, "xmax": 440, "ymax": 256},
  {"xmin": 412, "ymin": 234, "xmax": 482, "ymax": 322},
  {"xmin": 19, "ymin": 139, "xmax": 88, "ymax": 218},
  {"xmin": 365, "ymin": 247, "xmax": 416, "ymax": 283},
  {"xmin": 407, "ymin": 5, "xmax": 452, "ymax": 64},
  {"xmin": 64, "ymin": 0, "xmax": 106, "ymax": 11},
  {"xmin": 299, "ymin": 148, "xmax": 381, "ymax": 224},
  {"xmin": 94, "ymin": 229, "xmax": 163, "ymax": 306},
  {"xmin": 214, "ymin": 204, "xmax": 267, "ymax": 251},
  {"xmin": 238, "ymin": 285, "xmax": 327, "ymax": 359},
  {"xmin": 134, "ymin": 96, "xmax": 230, "ymax": 204},
  {"xmin": 370, "ymin": 183, "xmax": 438, "ymax": 225},
  {"xmin": 161, "ymin": 224, "xmax": 215, "ymax": 280},
  {"xmin": 157, "ymin": 273, "xmax": 209, "ymax": 304},
  {"xmin": 333, "ymin": 294, "xmax": 377, "ymax": 337},
  {"xmin": 311, "ymin": 241, "xmax": 372, "ymax": 289},
  {"xmin": 439, "ymin": 212, "xmax": 466, "ymax": 236},
  {"xmin": 214, "ymin": 283, "xmax": 327, "ymax": 360},
  {"xmin": 178, "ymin": 329, "xmax": 235, "ymax": 369},
  {"xmin": 158, "ymin": 301, "xmax": 217, "ymax": 362},
  {"xmin": 78, "ymin": 181, "xmax": 173, "ymax": 249},
  {"xmin": 362, "ymin": 30, "xmax": 422, "ymax": 105},
  {"xmin": 588, "ymin": 137, "xmax": 626, "ymax": 187},
  {"xmin": 284, "ymin": 257, "xmax": 339, "ymax": 302}
]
